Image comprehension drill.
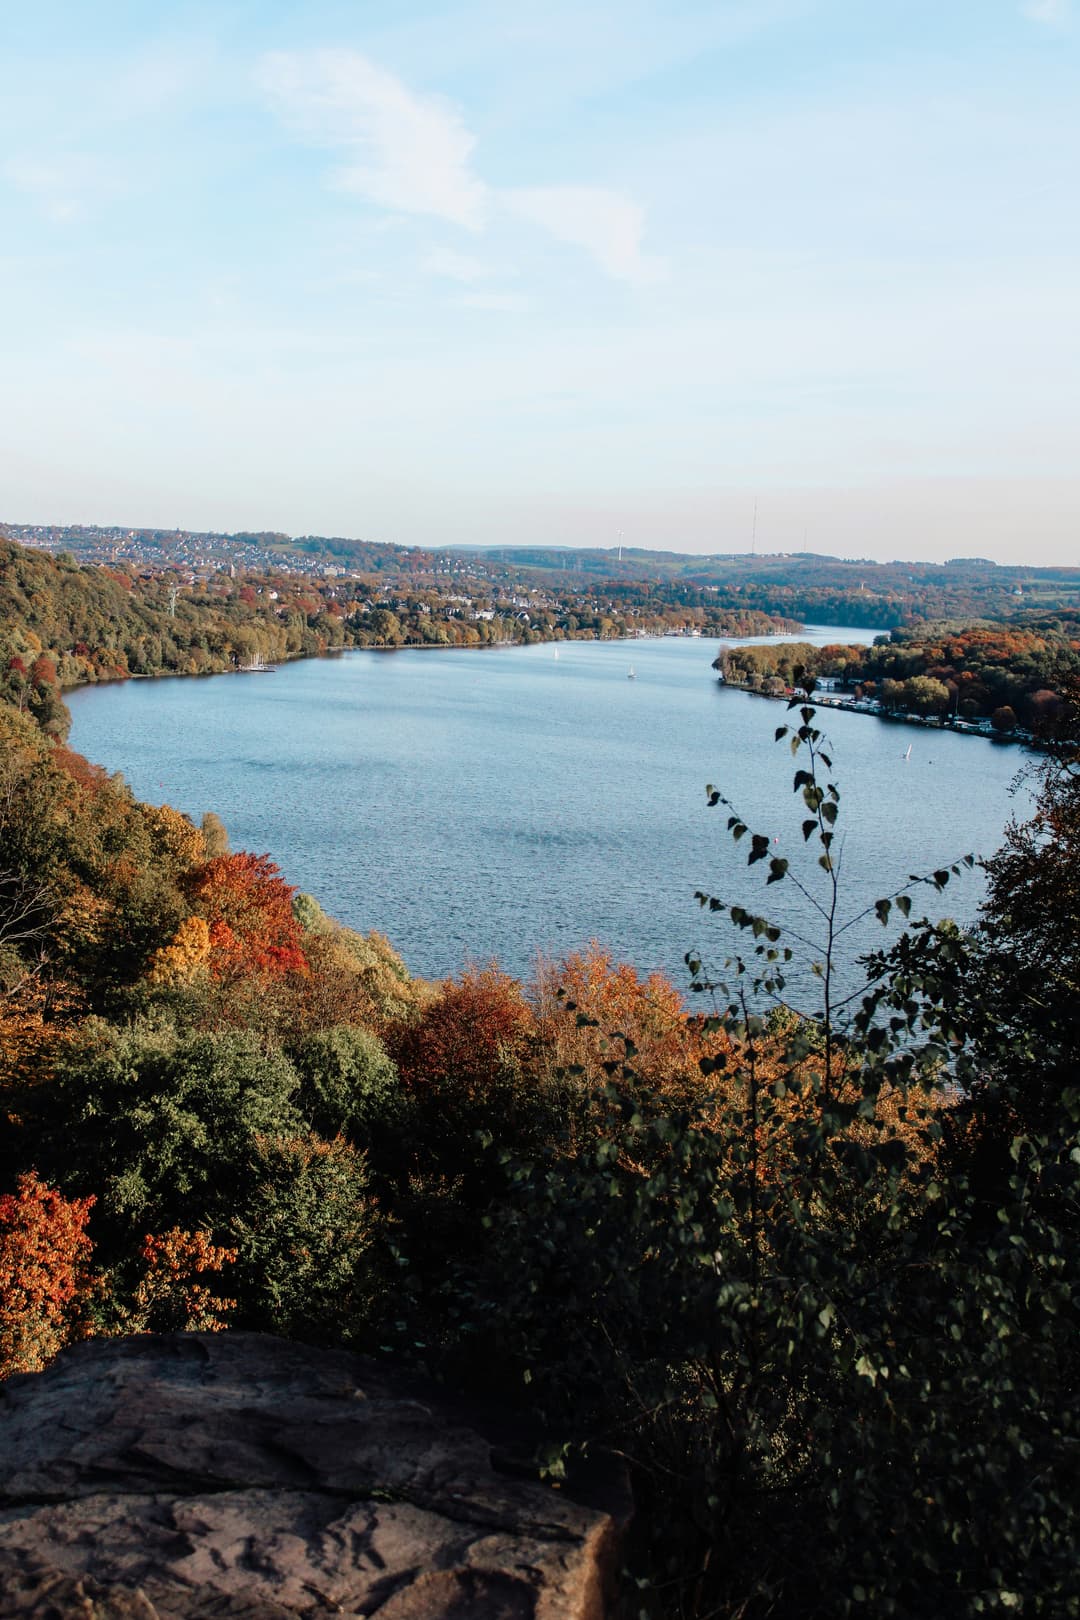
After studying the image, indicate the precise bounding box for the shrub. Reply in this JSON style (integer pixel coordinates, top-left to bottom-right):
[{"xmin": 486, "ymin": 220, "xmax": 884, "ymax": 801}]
[
  {"xmin": 0, "ymin": 1172, "xmax": 95, "ymax": 1378},
  {"xmin": 288, "ymin": 1025, "xmax": 403, "ymax": 1146}
]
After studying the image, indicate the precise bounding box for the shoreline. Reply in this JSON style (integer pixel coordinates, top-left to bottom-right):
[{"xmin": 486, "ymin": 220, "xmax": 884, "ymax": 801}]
[
  {"xmin": 717, "ymin": 677, "xmax": 1033, "ymax": 748},
  {"xmin": 57, "ymin": 619, "xmax": 814, "ymax": 699}
]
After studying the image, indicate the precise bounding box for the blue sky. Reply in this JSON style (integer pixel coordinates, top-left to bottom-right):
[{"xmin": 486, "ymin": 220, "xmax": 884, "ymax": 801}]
[{"xmin": 1, "ymin": 1, "xmax": 1077, "ymax": 563}]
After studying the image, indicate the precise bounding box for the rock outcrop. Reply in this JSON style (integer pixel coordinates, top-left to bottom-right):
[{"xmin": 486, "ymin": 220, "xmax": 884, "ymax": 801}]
[{"xmin": 0, "ymin": 1333, "xmax": 629, "ymax": 1619}]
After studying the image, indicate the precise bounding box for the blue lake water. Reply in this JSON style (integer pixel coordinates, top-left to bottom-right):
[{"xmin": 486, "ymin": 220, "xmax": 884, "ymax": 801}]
[{"xmin": 66, "ymin": 631, "xmax": 1030, "ymax": 1005}]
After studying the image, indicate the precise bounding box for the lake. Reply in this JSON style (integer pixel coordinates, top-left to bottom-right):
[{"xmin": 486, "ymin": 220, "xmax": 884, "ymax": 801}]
[{"xmin": 66, "ymin": 631, "xmax": 1030, "ymax": 1007}]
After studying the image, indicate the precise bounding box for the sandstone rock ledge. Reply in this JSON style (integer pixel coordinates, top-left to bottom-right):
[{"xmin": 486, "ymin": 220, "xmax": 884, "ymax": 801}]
[{"xmin": 0, "ymin": 1333, "xmax": 629, "ymax": 1620}]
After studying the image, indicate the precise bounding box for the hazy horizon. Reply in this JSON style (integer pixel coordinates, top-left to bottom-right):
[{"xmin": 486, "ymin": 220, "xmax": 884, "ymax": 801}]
[{"xmin": 1, "ymin": 2, "xmax": 1077, "ymax": 568}]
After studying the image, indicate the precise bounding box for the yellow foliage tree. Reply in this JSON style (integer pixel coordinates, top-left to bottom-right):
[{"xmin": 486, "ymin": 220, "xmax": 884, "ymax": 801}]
[{"xmin": 146, "ymin": 915, "xmax": 211, "ymax": 986}]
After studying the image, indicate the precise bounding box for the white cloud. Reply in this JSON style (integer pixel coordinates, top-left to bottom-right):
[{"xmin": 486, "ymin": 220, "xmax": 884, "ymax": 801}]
[
  {"xmin": 504, "ymin": 186, "xmax": 664, "ymax": 285},
  {"xmin": 422, "ymin": 247, "xmax": 498, "ymax": 282},
  {"xmin": 1022, "ymin": 0, "xmax": 1071, "ymax": 22},
  {"xmin": 256, "ymin": 48, "xmax": 488, "ymax": 229},
  {"xmin": 258, "ymin": 52, "xmax": 661, "ymax": 285},
  {"xmin": 3, "ymin": 155, "xmax": 118, "ymax": 223}
]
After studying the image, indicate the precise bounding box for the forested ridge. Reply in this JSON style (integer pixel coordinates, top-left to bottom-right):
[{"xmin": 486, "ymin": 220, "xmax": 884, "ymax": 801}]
[
  {"xmin": 13, "ymin": 521, "xmax": 1079, "ymax": 626},
  {"xmin": 2, "ymin": 579, "xmax": 1080, "ymax": 1614}
]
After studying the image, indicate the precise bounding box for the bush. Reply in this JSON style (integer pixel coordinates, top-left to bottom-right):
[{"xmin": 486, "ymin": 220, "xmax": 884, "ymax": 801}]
[
  {"xmin": 288, "ymin": 1024, "xmax": 403, "ymax": 1147},
  {"xmin": 0, "ymin": 1172, "xmax": 95, "ymax": 1377},
  {"xmin": 229, "ymin": 1134, "xmax": 384, "ymax": 1342}
]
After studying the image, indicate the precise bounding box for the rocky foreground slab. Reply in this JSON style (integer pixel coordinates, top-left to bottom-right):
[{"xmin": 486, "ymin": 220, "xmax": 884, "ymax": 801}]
[{"xmin": 0, "ymin": 1333, "xmax": 629, "ymax": 1620}]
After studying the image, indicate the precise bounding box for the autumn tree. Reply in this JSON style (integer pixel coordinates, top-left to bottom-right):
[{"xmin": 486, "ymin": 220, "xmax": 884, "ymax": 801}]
[
  {"xmin": 185, "ymin": 852, "xmax": 308, "ymax": 981},
  {"xmin": 532, "ymin": 944, "xmax": 730, "ymax": 1100},
  {"xmin": 0, "ymin": 1172, "xmax": 96, "ymax": 1377},
  {"xmin": 123, "ymin": 1227, "xmax": 237, "ymax": 1334},
  {"xmin": 391, "ymin": 966, "xmax": 534, "ymax": 1100},
  {"xmin": 387, "ymin": 966, "xmax": 540, "ymax": 1211}
]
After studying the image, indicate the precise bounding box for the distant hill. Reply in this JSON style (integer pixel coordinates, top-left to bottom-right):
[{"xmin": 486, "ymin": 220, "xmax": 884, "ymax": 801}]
[{"xmin": 4, "ymin": 521, "xmax": 1079, "ymax": 628}]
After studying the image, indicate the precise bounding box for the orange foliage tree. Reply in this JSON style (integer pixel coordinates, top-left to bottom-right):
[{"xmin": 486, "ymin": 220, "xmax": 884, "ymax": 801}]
[
  {"xmin": 533, "ymin": 944, "xmax": 731, "ymax": 1098},
  {"xmin": 0, "ymin": 1172, "xmax": 96, "ymax": 1378},
  {"xmin": 186, "ymin": 852, "xmax": 308, "ymax": 981},
  {"xmin": 127, "ymin": 1228, "xmax": 237, "ymax": 1333}
]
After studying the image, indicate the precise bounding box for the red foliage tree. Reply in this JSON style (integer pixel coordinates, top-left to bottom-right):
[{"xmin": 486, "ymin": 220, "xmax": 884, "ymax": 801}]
[
  {"xmin": 392, "ymin": 966, "xmax": 534, "ymax": 1098},
  {"xmin": 186, "ymin": 852, "xmax": 308, "ymax": 980},
  {"xmin": 0, "ymin": 1172, "xmax": 96, "ymax": 1378},
  {"xmin": 29, "ymin": 655, "xmax": 58, "ymax": 690},
  {"xmin": 129, "ymin": 1228, "xmax": 237, "ymax": 1332},
  {"xmin": 52, "ymin": 746, "xmax": 110, "ymax": 793}
]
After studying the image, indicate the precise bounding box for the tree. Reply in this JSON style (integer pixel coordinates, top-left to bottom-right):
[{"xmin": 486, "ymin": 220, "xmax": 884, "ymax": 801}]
[
  {"xmin": 288, "ymin": 1025, "xmax": 403, "ymax": 1147},
  {"xmin": 532, "ymin": 944, "xmax": 729, "ymax": 1098},
  {"xmin": 229, "ymin": 1134, "xmax": 383, "ymax": 1342},
  {"xmin": 200, "ymin": 811, "xmax": 230, "ymax": 857},
  {"xmin": 902, "ymin": 674, "xmax": 950, "ymax": 715},
  {"xmin": 391, "ymin": 966, "xmax": 533, "ymax": 1100},
  {"xmin": 0, "ymin": 1173, "xmax": 95, "ymax": 1377},
  {"xmin": 27, "ymin": 1024, "xmax": 303, "ymax": 1248},
  {"xmin": 186, "ymin": 852, "xmax": 308, "ymax": 981},
  {"xmin": 123, "ymin": 1227, "xmax": 237, "ymax": 1334}
]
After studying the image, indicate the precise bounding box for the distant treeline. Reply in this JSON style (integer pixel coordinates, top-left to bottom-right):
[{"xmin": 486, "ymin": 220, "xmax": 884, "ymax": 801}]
[
  {"xmin": 0, "ymin": 541, "xmax": 797, "ymax": 736},
  {"xmin": 716, "ymin": 616, "xmax": 1080, "ymax": 728}
]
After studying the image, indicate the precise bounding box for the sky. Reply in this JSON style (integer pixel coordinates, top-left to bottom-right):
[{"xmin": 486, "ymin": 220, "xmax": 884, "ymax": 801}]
[{"xmin": 0, "ymin": 1, "xmax": 1077, "ymax": 565}]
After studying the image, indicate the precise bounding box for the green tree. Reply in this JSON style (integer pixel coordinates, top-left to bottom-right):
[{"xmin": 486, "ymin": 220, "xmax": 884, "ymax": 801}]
[
  {"xmin": 25, "ymin": 1022, "xmax": 303, "ymax": 1247},
  {"xmin": 902, "ymin": 673, "xmax": 950, "ymax": 715},
  {"xmin": 288, "ymin": 1025, "xmax": 403, "ymax": 1147}
]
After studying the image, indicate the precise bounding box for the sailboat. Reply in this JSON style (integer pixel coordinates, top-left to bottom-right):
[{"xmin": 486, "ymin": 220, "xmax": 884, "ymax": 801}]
[
  {"xmin": 903, "ymin": 744, "xmax": 912, "ymax": 761},
  {"xmin": 627, "ymin": 665, "xmax": 636, "ymax": 680},
  {"xmin": 553, "ymin": 648, "xmax": 560, "ymax": 660}
]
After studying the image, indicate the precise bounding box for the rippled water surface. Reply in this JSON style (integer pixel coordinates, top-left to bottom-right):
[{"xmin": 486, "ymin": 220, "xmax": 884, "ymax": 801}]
[{"xmin": 66, "ymin": 632, "xmax": 1029, "ymax": 997}]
